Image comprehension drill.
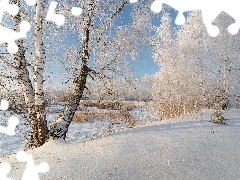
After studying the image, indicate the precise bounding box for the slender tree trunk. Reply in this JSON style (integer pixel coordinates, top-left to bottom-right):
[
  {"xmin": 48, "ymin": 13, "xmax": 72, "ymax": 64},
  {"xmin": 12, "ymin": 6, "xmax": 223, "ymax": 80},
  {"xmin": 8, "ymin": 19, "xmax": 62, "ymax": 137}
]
[
  {"xmin": 29, "ymin": 0, "xmax": 49, "ymax": 148},
  {"xmin": 49, "ymin": 63, "xmax": 89, "ymax": 139},
  {"xmin": 12, "ymin": 0, "xmax": 34, "ymax": 114},
  {"xmin": 49, "ymin": 0, "xmax": 128, "ymax": 140},
  {"xmin": 49, "ymin": 15, "xmax": 92, "ymax": 140},
  {"xmin": 12, "ymin": 0, "xmax": 48, "ymax": 149},
  {"xmin": 12, "ymin": 0, "xmax": 38, "ymax": 148}
]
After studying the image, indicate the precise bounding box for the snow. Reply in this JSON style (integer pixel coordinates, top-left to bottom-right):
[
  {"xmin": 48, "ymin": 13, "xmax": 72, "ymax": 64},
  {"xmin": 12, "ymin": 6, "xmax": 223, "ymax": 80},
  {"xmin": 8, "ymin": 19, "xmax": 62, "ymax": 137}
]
[
  {"xmin": 0, "ymin": 106, "xmax": 160, "ymax": 157},
  {"xmin": 1, "ymin": 109, "xmax": 240, "ymax": 179}
]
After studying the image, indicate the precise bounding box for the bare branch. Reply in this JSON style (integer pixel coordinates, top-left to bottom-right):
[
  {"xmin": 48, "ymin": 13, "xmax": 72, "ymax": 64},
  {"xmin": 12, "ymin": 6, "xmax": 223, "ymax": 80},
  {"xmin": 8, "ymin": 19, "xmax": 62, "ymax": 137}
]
[
  {"xmin": 99, "ymin": 48, "xmax": 124, "ymax": 73},
  {"xmin": 88, "ymin": 1, "xmax": 128, "ymax": 52},
  {"xmin": 0, "ymin": 74, "xmax": 19, "ymax": 80},
  {"xmin": 0, "ymin": 56, "xmax": 21, "ymax": 73},
  {"xmin": 19, "ymin": 9, "xmax": 35, "ymax": 25}
]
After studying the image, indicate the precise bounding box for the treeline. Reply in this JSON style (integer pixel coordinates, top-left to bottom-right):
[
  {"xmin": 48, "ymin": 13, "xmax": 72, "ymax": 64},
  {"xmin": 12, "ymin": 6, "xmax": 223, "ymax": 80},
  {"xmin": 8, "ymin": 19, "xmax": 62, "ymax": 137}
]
[{"xmin": 149, "ymin": 10, "xmax": 240, "ymax": 119}]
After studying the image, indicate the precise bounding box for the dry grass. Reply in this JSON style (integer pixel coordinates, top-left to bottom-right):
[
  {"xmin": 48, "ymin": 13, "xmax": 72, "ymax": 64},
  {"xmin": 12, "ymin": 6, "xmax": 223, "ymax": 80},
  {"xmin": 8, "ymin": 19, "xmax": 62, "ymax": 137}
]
[
  {"xmin": 154, "ymin": 100, "xmax": 203, "ymax": 120},
  {"xmin": 72, "ymin": 111, "xmax": 123, "ymax": 123},
  {"xmin": 79, "ymin": 100, "xmax": 123, "ymax": 110},
  {"xmin": 73, "ymin": 106, "xmax": 136, "ymax": 127},
  {"xmin": 47, "ymin": 100, "xmax": 137, "ymax": 126}
]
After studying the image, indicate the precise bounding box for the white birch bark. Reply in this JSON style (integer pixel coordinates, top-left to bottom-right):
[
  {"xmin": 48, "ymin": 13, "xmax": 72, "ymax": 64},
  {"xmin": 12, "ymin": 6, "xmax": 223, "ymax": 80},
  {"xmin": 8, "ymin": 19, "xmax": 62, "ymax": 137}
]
[
  {"xmin": 29, "ymin": 0, "xmax": 48, "ymax": 148},
  {"xmin": 12, "ymin": 0, "xmax": 35, "ymax": 114},
  {"xmin": 34, "ymin": 0, "xmax": 45, "ymax": 107},
  {"xmin": 11, "ymin": 0, "xmax": 46, "ymax": 148}
]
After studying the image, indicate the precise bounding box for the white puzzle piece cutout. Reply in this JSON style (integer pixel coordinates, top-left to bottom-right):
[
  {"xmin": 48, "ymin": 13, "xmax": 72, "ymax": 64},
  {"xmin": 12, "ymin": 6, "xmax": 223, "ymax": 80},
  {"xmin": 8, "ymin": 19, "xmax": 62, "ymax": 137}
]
[
  {"xmin": 0, "ymin": 21, "xmax": 31, "ymax": 54},
  {"xmin": 0, "ymin": 116, "xmax": 19, "ymax": 136},
  {"xmin": 0, "ymin": 152, "xmax": 49, "ymax": 180},
  {"xmin": 25, "ymin": 0, "xmax": 36, "ymax": 6},
  {"xmin": 148, "ymin": 0, "xmax": 240, "ymax": 37},
  {"xmin": 0, "ymin": 0, "xmax": 31, "ymax": 53},
  {"xmin": 16, "ymin": 151, "xmax": 49, "ymax": 180},
  {"xmin": 0, "ymin": 101, "xmax": 48, "ymax": 179},
  {"xmin": 129, "ymin": 0, "xmax": 138, "ymax": 3},
  {"xmin": 0, "ymin": 100, "xmax": 19, "ymax": 136},
  {"xmin": 0, "ymin": 163, "xmax": 14, "ymax": 180},
  {"xmin": 46, "ymin": 1, "xmax": 65, "ymax": 26},
  {"xmin": 0, "ymin": 0, "xmax": 19, "ymax": 21},
  {"xmin": 0, "ymin": 100, "xmax": 18, "ymax": 180},
  {"xmin": 0, "ymin": 99, "xmax": 9, "ymax": 111},
  {"xmin": 71, "ymin": 7, "xmax": 82, "ymax": 16}
]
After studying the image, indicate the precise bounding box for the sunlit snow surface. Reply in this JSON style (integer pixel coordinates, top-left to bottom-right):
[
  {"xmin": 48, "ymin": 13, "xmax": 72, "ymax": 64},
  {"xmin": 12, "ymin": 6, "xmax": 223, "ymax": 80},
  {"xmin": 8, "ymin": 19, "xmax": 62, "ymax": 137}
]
[
  {"xmin": 0, "ymin": 105, "xmax": 160, "ymax": 157},
  {"xmin": 1, "ymin": 108, "xmax": 240, "ymax": 179}
]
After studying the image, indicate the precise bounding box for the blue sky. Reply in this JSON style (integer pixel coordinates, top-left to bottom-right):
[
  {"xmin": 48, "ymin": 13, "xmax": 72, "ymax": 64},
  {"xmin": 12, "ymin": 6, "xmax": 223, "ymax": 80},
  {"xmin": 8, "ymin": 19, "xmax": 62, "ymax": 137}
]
[{"xmin": 115, "ymin": 3, "xmax": 180, "ymax": 77}]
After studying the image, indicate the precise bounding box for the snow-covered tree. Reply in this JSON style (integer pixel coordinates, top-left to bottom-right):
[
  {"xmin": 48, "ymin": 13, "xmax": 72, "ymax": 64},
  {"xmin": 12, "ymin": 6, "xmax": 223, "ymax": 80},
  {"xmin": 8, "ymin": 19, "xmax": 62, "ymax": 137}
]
[
  {"xmin": 49, "ymin": 0, "xmax": 153, "ymax": 139},
  {"xmin": 0, "ymin": 0, "xmax": 152, "ymax": 147},
  {"xmin": 152, "ymin": 9, "xmax": 240, "ymax": 119}
]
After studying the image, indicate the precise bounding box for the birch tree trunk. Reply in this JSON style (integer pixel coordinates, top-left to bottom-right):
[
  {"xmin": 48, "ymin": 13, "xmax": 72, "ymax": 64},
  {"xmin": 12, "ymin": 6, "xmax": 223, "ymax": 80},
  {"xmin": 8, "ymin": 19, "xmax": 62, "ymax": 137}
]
[
  {"xmin": 49, "ymin": 0, "xmax": 128, "ymax": 139},
  {"xmin": 49, "ymin": 5, "xmax": 93, "ymax": 139},
  {"xmin": 30, "ymin": 0, "xmax": 49, "ymax": 148},
  {"xmin": 13, "ymin": 9, "xmax": 35, "ymax": 114},
  {"xmin": 12, "ymin": 0, "xmax": 39, "ymax": 148}
]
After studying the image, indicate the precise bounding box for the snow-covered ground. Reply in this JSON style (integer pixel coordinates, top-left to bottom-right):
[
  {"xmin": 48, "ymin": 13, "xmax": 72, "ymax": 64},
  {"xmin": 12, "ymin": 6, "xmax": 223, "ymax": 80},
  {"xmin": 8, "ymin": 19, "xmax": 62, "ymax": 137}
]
[
  {"xmin": 0, "ymin": 106, "xmax": 160, "ymax": 157},
  {"xmin": 1, "ymin": 109, "xmax": 240, "ymax": 179}
]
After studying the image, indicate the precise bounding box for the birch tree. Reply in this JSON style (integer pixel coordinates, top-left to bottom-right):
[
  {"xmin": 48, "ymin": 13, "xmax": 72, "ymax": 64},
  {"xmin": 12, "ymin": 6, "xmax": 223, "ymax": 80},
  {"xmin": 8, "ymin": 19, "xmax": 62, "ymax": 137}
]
[
  {"xmin": 49, "ymin": 0, "xmax": 152, "ymax": 139},
  {"xmin": 6, "ymin": 0, "xmax": 50, "ymax": 148},
  {"xmin": 1, "ymin": 0, "xmax": 152, "ymax": 147}
]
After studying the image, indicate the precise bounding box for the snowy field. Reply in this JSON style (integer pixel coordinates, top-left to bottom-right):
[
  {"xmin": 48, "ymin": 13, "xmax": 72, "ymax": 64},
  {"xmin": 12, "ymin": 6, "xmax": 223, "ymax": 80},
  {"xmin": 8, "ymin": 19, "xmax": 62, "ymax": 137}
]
[
  {"xmin": 0, "ymin": 105, "xmax": 160, "ymax": 157},
  {"xmin": 1, "ymin": 109, "xmax": 240, "ymax": 179}
]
